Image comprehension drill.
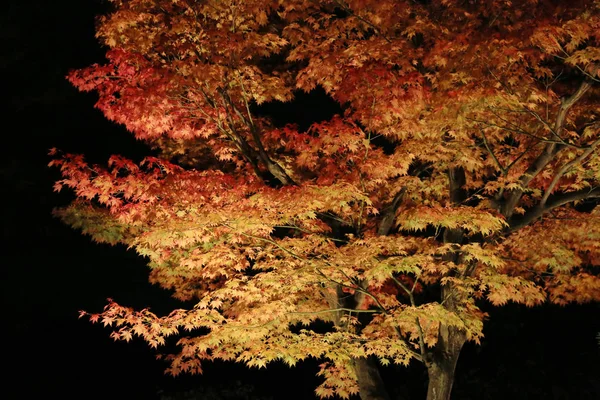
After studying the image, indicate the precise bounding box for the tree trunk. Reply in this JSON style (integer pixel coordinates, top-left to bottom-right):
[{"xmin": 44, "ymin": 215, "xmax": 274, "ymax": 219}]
[
  {"xmin": 425, "ymin": 169, "xmax": 468, "ymax": 400},
  {"xmin": 354, "ymin": 357, "xmax": 391, "ymax": 400},
  {"xmin": 324, "ymin": 286, "xmax": 392, "ymax": 400},
  {"xmin": 425, "ymin": 323, "xmax": 466, "ymax": 400},
  {"xmin": 426, "ymin": 360, "xmax": 456, "ymax": 400}
]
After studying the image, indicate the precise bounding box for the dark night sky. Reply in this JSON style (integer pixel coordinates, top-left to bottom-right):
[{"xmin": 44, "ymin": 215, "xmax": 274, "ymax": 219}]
[{"xmin": 2, "ymin": 1, "xmax": 599, "ymax": 399}]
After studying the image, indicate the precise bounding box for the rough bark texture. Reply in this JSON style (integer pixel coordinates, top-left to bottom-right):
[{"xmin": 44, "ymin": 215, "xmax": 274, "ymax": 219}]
[
  {"xmin": 426, "ymin": 347, "xmax": 461, "ymax": 400},
  {"xmin": 425, "ymin": 285, "xmax": 467, "ymax": 400},
  {"xmin": 354, "ymin": 357, "xmax": 392, "ymax": 400}
]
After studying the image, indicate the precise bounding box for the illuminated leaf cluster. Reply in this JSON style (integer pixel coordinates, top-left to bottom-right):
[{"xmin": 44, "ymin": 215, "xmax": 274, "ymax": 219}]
[{"xmin": 56, "ymin": 0, "xmax": 599, "ymax": 398}]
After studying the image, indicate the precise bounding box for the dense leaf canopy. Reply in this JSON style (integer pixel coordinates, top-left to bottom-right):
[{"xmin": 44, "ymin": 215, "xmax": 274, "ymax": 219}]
[{"xmin": 53, "ymin": 0, "xmax": 599, "ymax": 398}]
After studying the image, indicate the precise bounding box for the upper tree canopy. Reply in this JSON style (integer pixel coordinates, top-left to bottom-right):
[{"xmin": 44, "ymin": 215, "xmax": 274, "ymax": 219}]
[{"xmin": 53, "ymin": 0, "xmax": 599, "ymax": 397}]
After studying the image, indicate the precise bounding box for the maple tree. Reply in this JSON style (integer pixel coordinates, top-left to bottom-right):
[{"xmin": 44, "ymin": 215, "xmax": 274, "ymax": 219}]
[{"xmin": 52, "ymin": 0, "xmax": 600, "ymax": 399}]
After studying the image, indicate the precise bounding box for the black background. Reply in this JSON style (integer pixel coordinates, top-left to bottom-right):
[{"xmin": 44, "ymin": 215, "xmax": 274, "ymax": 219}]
[{"xmin": 3, "ymin": 1, "xmax": 599, "ymax": 399}]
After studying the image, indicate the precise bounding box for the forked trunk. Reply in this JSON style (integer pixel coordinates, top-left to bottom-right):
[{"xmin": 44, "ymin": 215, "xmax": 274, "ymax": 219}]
[
  {"xmin": 354, "ymin": 357, "xmax": 391, "ymax": 400},
  {"xmin": 425, "ymin": 324, "xmax": 466, "ymax": 400}
]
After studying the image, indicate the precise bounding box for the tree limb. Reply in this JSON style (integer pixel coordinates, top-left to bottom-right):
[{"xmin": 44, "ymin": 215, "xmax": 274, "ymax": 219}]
[
  {"xmin": 553, "ymin": 81, "xmax": 592, "ymax": 135},
  {"xmin": 331, "ymin": 0, "xmax": 392, "ymax": 43},
  {"xmin": 500, "ymin": 80, "xmax": 592, "ymax": 219},
  {"xmin": 190, "ymin": 87, "xmax": 268, "ymax": 180},
  {"xmin": 443, "ymin": 167, "xmax": 466, "ymax": 245},
  {"xmin": 391, "ymin": 274, "xmax": 429, "ymax": 365},
  {"xmin": 377, "ymin": 187, "xmax": 406, "ymax": 235},
  {"xmin": 478, "ymin": 127, "xmax": 506, "ymax": 173},
  {"xmin": 219, "ymin": 89, "xmax": 296, "ymax": 186},
  {"xmin": 540, "ymin": 138, "xmax": 600, "ymax": 207},
  {"xmin": 508, "ymin": 186, "xmax": 600, "ymax": 231}
]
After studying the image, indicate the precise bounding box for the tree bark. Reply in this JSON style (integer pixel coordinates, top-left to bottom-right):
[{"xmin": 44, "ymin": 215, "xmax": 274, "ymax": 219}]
[
  {"xmin": 354, "ymin": 357, "xmax": 391, "ymax": 400},
  {"xmin": 426, "ymin": 285, "xmax": 467, "ymax": 400},
  {"xmin": 426, "ymin": 356, "xmax": 459, "ymax": 400},
  {"xmin": 424, "ymin": 168, "xmax": 468, "ymax": 400},
  {"xmin": 323, "ymin": 286, "xmax": 391, "ymax": 400}
]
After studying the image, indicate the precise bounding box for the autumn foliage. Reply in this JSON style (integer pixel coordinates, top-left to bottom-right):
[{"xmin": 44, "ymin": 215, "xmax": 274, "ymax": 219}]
[{"xmin": 53, "ymin": 0, "xmax": 599, "ymax": 399}]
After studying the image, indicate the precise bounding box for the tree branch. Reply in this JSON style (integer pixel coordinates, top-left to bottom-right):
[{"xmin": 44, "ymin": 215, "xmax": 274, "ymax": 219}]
[
  {"xmin": 188, "ymin": 87, "xmax": 267, "ymax": 180},
  {"xmin": 500, "ymin": 80, "xmax": 592, "ymax": 219},
  {"xmin": 391, "ymin": 274, "xmax": 429, "ymax": 365},
  {"xmin": 478, "ymin": 127, "xmax": 506, "ymax": 173},
  {"xmin": 508, "ymin": 186, "xmax": 600, "ymax": 231},
  {"xmin": 553, "ymin": 81, "xmax": 592, "ymax": 135},
  {"xmin": 443, "ymin": 167, "xmax": 466, "ymax": 245},
  {"xmin": 331, "ymin": 0, "xmax": 392, "ymax": 43},
  {"xmin": 540, "ymin": 138, "xmax": 600, "ymax": 207},
  {"xmin": 377, "ymin": 187, "xmax": 406, "ymax": 235},
  {"xmin": 289, "ymin": 307, "xmax": 379, "ymax": 315},
  {"xmin": 219, "ymin": 89, "xmax": 296, "ymax": 186}
]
